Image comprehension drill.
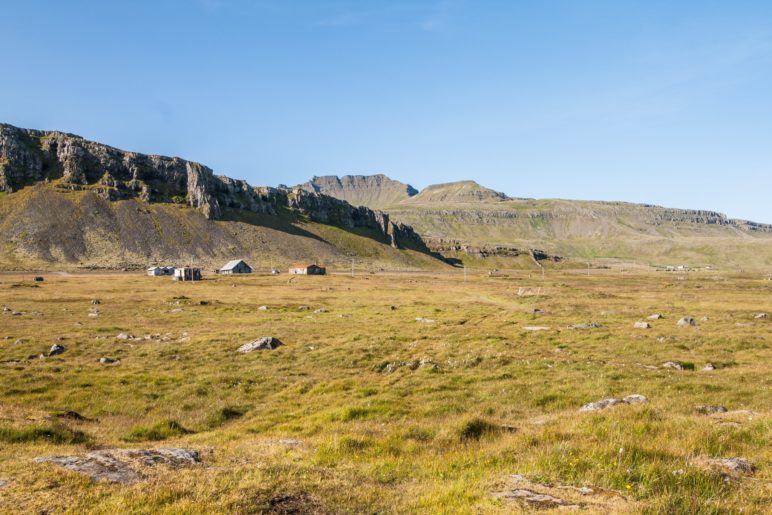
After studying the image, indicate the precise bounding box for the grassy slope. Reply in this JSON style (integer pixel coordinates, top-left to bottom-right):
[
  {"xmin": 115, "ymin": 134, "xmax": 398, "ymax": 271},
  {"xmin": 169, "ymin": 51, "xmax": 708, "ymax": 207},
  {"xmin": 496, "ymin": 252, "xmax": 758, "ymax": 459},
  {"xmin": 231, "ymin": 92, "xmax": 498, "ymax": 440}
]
[
  {"xmin": 0, "ymin": 185, "xmax": 445, "ymax": 271},
  {"xmin": 385, "ymin": 197, "xmax": 772, "ymax": 269},
  {"xmin": 0, "ymin": 271, "xmax": 769, "ymax": 513}
]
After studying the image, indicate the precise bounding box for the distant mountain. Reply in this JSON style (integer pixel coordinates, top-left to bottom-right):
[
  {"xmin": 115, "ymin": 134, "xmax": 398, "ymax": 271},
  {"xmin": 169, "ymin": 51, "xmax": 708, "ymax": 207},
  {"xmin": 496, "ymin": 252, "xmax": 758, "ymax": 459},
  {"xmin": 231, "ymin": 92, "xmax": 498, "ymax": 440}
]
[
  {"xmin": 406, "ymin": 181, "xmax": 509, "ymax": 204},
  {"xmin": 299, "ymin": 174, "xmax": 418, "ymax": 209},
  {"xmin": 0, "ymin": 124, "xmax": 442, "ymax": 270},
  {"xmin": 300, "ymin": 174, "xmax": 772, "ymax": 269}
]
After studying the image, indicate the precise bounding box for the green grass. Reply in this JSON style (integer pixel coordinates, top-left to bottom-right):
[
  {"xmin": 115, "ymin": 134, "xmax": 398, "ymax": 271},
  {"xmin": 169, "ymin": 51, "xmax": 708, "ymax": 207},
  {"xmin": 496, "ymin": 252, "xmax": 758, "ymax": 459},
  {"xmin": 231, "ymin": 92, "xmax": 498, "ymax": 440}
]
[
  {"xmin": 0, "ymin": 424, "xmax": 88, "ymax": 444},
  {"xmin": 0, "ymin": 270, "xmax": 769, "ymax": 513}
]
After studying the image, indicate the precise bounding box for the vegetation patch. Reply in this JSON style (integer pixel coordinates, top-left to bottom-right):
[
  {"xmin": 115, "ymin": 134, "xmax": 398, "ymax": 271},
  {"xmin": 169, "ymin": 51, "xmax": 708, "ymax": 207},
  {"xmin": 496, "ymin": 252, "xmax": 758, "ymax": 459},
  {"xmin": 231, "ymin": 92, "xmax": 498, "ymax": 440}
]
[{"xmin": 123, "ymin": 419, "xmax": 193, "ymax": 441}]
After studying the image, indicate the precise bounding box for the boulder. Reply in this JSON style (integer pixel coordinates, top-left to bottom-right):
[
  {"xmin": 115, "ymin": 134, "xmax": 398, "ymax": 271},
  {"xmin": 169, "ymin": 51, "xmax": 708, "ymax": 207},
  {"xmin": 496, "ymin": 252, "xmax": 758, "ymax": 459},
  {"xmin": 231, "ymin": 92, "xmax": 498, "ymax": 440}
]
[
  {"xmin": 622, "ymin": 394, "xmax": 648, "ymax": 404},
  {"xmin": 99, "ymin": 357, "xmax": 118, "ymax": 364},
  {"xmin": 677, "ymin": 317, "xmax": 696, "ymax": 327},
  {"xmin": 647, "ymin": 314, "xmax": 663, "ymax": 320},
  {"xmin": 633, "ymin": 321, "xmax": 651, "ymax": 329},
  {"xmin": 257, "ymin": 305, "xmax": 268, "ymax": 311},
  {"xmin": 238, "ymin": 337, "xmax": 282, "ymax": 352},
  {"xmin": 753, "ymin": 313, "xmax": 768, "ymax": 320},
  {"xmin": 313, "ymin": 308, "xmax": 328, "ymax": 313},
  {"xmin": 702, "ymin": 363, "xmax": 716, "ymax": 371},
  {"xmin": 523, "ymin": 326, "xmax": 550, "ymax": 332},
  {"xmin": 34, "ymin": 448, "xmax": 200, "ymax": 484},
  {"xmin": 48, "ymin": 344, "xmax": 65, "ymax": 356},
  {"xmin": 0, "ymin": 479, "xmax": 7, "ymax": 488},
  {"xmin": 662, "ymin": 361, "xmax": 683, "ymax": 370}
]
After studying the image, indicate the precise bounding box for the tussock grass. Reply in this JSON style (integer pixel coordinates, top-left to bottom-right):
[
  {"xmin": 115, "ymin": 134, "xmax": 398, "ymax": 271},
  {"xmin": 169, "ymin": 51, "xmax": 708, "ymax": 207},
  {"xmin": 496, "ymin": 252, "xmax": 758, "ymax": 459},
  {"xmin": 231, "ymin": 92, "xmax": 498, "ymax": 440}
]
[{"xmin": 0, "ymin": 269, "xmax": 769, "ymax": 512}]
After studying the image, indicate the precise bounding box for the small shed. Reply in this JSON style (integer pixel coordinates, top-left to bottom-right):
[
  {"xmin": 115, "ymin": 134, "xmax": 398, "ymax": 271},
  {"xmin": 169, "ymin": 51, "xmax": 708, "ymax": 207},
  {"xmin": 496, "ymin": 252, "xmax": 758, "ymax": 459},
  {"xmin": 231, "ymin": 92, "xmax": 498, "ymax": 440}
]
[
  {"xmin": 220, "ymin": 259, "xmax": 252, "ymax": 274},
  {"xmin": 148, "ymin": 266, "xmax": 175, "ymax": 276},
  {"xmin": 174, "ymin": 267, "xmax": 202, "ymax": 281},
  {"xmin": 288, "ymin": 263, "xmax": 326, "ymax": 275}
]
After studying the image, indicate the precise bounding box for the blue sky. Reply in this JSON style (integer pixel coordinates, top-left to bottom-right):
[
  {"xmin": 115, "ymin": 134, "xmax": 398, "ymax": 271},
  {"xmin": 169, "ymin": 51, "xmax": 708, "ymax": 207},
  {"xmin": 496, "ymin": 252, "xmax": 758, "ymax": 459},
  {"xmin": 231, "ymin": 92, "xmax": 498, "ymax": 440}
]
[{"xmin": 2, "ymin": 1, "xmax": 771, "ymax": 221}]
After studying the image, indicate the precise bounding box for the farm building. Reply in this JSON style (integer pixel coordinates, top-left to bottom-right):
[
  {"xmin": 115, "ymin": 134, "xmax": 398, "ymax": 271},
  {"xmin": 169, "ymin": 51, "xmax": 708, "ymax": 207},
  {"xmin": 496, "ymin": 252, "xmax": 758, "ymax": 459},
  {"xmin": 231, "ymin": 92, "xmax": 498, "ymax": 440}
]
[
  {"xmin": 220, "ymin": 259, "xmax": 253, "ymax": 274},
  {"xmin": 173, "ymin": 267, "xmax": 202, "ymax": 281},
  {"xmin": 147, "ymin": 266, "xmax": 175, "ymax": 276},
  {"xmin": 288, "ymin": 263, "xmax": 326, "ymax": 275}
]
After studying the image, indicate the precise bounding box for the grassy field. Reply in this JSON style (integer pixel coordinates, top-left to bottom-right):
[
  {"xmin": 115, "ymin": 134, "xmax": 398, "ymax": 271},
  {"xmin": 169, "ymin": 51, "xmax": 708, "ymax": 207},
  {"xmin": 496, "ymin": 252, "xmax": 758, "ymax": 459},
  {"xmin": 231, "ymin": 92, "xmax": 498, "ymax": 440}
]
[{"xmin": 0, "ymin": 269, "xmax": 769, "ymax": 513}]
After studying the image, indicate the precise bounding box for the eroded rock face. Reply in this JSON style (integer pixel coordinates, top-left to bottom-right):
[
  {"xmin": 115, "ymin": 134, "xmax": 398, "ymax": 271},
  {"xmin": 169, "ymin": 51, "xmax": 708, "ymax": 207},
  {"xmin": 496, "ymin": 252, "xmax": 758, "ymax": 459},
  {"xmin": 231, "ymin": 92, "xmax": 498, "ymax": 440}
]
[
  {"xmin": 33, "ymin": 448, "xmax": 201, "ymax": 484},
  {"xmin": 693, "ymin": 457, "xmax": 755, "ymax": 477}
]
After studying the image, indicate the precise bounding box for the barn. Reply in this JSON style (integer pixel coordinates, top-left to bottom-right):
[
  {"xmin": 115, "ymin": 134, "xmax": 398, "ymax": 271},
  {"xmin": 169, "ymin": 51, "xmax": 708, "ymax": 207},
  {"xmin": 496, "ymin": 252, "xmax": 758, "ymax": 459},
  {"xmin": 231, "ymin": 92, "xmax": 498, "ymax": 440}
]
[
  {"xmin": 288, "ymin": 263, "xmax": 326, "ymax": 275},
  {"xmin": 220, "ymin": 260, "xmax": 253, "ymax": 274}
]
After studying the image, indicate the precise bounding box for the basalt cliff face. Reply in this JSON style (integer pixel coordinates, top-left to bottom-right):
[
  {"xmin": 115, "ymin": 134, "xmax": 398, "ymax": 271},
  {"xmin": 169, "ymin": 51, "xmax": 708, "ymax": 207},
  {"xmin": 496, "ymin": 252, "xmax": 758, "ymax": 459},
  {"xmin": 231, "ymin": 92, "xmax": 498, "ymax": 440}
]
[
  {"xmin": 0, "ymin": 124, "xmax": 425, "ymax": 251},
  {"xmin": 0, "ymin": 124, "xmax": 439, "ymax": 269}
]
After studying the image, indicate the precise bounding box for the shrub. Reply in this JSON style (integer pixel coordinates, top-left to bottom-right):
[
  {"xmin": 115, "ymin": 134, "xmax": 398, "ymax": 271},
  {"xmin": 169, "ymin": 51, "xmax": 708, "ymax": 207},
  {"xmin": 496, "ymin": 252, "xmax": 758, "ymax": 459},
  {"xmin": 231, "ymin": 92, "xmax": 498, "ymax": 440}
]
[{"xmin": 458, "ymin": 418, "xmax": 499, "ymax": 441}]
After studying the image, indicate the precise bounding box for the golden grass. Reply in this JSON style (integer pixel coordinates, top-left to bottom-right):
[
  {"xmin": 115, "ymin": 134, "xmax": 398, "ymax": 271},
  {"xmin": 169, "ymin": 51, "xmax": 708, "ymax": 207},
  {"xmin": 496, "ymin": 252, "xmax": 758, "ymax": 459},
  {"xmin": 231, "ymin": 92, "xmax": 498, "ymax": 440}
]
[{"xmin": 0, "ymin": 269, "xmax": 769, "ymax": 513}]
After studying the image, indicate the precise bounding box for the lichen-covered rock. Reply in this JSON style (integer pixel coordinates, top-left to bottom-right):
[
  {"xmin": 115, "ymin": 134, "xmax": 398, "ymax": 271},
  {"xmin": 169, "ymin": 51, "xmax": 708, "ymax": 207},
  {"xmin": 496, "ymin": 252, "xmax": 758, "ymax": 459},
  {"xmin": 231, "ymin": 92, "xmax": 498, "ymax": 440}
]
[
  {"xmin": 634, "ymin": 321, "xmax": 651, "ymax": 329},
  {"xmin": 677, "ymin": 317, "xmax": 696, "ymax": 327},
  {"xmin": 238, "ymin": 337, "xmax": 282, "ymax": 352},
  {"xmin": 33, "ymin": 448, "xmax": 201, "ymax": 484}
]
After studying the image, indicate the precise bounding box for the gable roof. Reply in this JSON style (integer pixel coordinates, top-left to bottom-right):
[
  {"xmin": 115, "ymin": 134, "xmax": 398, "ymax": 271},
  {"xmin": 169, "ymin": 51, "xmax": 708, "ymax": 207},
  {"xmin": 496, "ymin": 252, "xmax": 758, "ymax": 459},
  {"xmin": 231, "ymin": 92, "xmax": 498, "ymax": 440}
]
[
  {"xmin": 221, "ymin": 259, "xmax": 249, "ymax": 271},
  {"xmin": 289, "ymin": 263, "xmax": 325, "ymax": 269}
]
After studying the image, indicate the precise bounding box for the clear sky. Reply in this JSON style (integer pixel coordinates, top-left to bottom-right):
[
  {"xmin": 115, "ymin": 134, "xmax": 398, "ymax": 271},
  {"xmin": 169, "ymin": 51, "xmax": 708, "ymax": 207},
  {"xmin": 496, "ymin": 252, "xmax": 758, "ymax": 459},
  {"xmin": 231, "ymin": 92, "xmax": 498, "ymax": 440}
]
[{"xmin": 2, "ymin": 1, "xmax": 771, "ymax": 222}]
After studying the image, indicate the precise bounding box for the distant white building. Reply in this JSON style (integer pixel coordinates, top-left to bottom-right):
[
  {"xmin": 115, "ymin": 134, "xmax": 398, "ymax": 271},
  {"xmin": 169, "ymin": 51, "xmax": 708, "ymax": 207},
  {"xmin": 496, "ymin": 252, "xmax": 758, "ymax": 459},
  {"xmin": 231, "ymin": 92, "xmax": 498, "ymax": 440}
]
[
  {"xmin": 148, "ymin": 266, "xmax": 175, "ymax": 276},
  {"xmin": 220, "ymin": 259, "xmax": 252, "ymax": 274},
  {"xmin": 288, "ymin": 263, "xmax": 326, "ymax": 275}
]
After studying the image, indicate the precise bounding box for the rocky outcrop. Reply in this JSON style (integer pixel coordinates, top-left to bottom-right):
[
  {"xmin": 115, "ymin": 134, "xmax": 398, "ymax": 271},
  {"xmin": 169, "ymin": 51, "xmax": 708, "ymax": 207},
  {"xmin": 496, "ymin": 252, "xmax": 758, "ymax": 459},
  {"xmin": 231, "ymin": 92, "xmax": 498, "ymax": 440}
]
[{"xmin": 0, "ymin": 123, "xmax": 427, "ymax": 251}]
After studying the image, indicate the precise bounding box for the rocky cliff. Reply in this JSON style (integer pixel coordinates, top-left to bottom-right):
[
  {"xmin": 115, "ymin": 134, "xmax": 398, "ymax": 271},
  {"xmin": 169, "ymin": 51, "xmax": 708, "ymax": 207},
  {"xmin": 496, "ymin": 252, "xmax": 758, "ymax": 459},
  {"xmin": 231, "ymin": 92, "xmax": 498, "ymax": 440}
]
[{"xmin": 0, "ymin": 123, "xmax": 426, "ymax": 252}]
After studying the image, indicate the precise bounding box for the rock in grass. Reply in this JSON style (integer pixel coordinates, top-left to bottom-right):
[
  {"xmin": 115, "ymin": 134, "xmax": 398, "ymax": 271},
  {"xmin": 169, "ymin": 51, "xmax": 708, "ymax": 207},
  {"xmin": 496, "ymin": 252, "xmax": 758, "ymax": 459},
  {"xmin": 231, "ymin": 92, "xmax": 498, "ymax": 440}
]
[
  {"xmin": 33, "ymin": 448, "xmax": 200, "ymax": 484},
  {"xmin": 647, "ymin": 313, "xmax": 663, "ymax": 320},
  {"xmin": 579, "ymin": 398, "xmax": 624, "ymax": 412},
  {"xmin": 662, "ymin": 361, "xmax": 683, "ymax": 370},
  {"xmin": 99, "ymin": 357, "xmax": 118, "ymax": 364},
  {"xmin": 48, "ymin": 344, "xmax": 65, "ymax": 356},
  {"xmin": 633, "ymin": 321, "xmax": 651, "ymax": 329},
  {"xmin": 696, "ymin": 405, "xmax": 728, "ymax": 415},
  {"xmin": 677, "ymin": 317, "xmax": 696, "ymax": 327},
  {"xmin": 570, "ymin": 322, "xmax": 605, "ymax": 330},
  {"xmin": 693, "ymin": 457, "xmax": 755, "ymax": 477},
  {"xmin": 753, "ymin": 312, "xmax": 768, "ymax": 320},
  {"xmin": 579, "ymin": 394, "xmax": 647, "ymax": 412},
  {"xmin": 702, "ymin": 363, "xmax": 716, "ymax": 371},
  {"xmin": 257, "ymin": 305, "xmax": 268, "ymax": 311},
  {"xmin": 238, "ymin": 337, "xmax": 282, "ymax": 353},
  {"xmin": 497, "ymin": 489, "xmax": 577, "ymax": 508}
]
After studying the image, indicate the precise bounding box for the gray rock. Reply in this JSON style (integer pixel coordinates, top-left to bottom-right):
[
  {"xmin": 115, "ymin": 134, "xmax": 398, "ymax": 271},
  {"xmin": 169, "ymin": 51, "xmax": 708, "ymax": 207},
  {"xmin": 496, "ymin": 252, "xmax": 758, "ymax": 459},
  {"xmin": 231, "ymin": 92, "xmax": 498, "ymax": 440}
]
[
  {"xmin": 257, "ymin": 305, "xmax": 268, "ymax": 311},
  {"xmin": 570, "ymin": 322, "xmax": 605, "ymax": 330},
  {"xmin": 34, "ymin": 448, "xmax": 200, "ymax": 484},
  {"xmin": 237, "ymin": 337, "xmax": 282, "ymax": 352},
  {"xmin": 579, "ymin": 398, "xmax": 624, "ymax": 412},
  {"xmin": 633, "ymin": 321, "xmax": 651, "ymax": 329},
  {"xmin": 662, "ymin": 361, "xmax": 683, "ymax": 370},
  {"xmin": 91, "ymin": 299, "xmax": 101, "ymax": 305},
  {"xmin": 696, "ymin": 405, "xmax": 727, "ymax": 415},
  {"xmin": 647, "ymin": 313, "xmax": 663, "ymax": 320},
  {"xmin": 753, "ymin": 312, "xmax": 768, "ymax": 320},
  {"xmin": 0, "ymin": 479, "xmax": 7, "ymax": 488},
  {"xmin": 313, "ymin": 308, "xmax": 328, "ymax": 313},
  {"xmin": 694, "ymin": 457, "xmax": 755, "ymax": 476},
  {"xmin": 415, "ymin": 317, "xmax": 435, "ymax": 324},
  {"xmin": 496, "ymin": 489, "xmax": 576, "ymax": 508},
  {"xmin": 48, "ymin": 344, "xmax": 65, "ymax": 356},
  {"xmin": 677, "ymin": 317, "xmax": 696, "ymax": 327},
  {"xmin": 99, "ymin": 357, "xmax": 118, "ymax": 364},
  {"xmin": 702, "ymin": 363, "xmax": 716, "ymax": 371},
  {"xmin": 116, "ymin": 333, "xmax": 132, "ymax": 340},
  {"xmin": 622, "ymin": 394, "xmax": 648, "ymax": 404}
]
